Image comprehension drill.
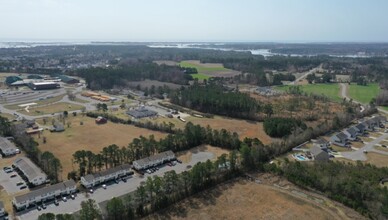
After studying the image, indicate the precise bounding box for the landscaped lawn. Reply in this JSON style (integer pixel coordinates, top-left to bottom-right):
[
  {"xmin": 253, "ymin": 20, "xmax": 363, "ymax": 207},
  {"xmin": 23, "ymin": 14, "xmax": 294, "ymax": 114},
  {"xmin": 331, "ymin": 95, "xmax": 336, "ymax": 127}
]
[
  {"xmin": 180, "ymin": 60, "xmax": 229, "ymax": 72},
  {"xmin": 348, "ymin": 83, "xmax": 379, "ymax": 104},
  {"xmin": 190, "ymin": 73, "xmax": 211, "ymax": 80},
  {"xmin": 275, "ymin": 83, "xmax": 342, "ymax": 102}
]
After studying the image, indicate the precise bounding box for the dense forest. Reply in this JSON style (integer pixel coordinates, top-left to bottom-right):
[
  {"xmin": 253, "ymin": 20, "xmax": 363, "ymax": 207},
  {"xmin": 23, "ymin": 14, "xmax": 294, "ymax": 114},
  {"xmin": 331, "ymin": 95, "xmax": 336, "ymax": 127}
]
[
  {"xmin": 76, "ymin": 62, "xmax": 190, "ymax": 90},
  {"xmin": 278, "ymin": 161, "xmax": 388, "ymax": 219},
  {"xmin": 170, "ymin": 83, "xmax": 259, "ymax": 120},
  {"xmin": 263, "ymin": 117, "xmax": 307, "ymax": 138}
]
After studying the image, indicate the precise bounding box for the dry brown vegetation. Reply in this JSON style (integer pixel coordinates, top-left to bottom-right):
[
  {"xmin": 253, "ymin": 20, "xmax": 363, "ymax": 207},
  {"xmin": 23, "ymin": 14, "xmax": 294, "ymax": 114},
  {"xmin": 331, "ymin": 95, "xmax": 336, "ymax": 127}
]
[
  {"xmin": 146, "ymin": 176, "xmax": 365, "ymax": 220},
  {"xmin": 34, "ymin": 116, "xmax": 167, "ymax": 176},
  {"xmin": 365, "ymin": 152, "xmax": 388, "ymax": 167}
]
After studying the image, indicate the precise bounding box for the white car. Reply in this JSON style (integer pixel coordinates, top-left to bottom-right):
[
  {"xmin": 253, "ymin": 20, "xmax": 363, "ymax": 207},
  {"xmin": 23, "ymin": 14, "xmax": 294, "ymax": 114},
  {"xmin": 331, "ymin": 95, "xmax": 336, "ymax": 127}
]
[
  {"xmin": 102, "ymin": 184, "xmax": 107, "ymax": 189},
  {"xmin": 146, "ymin": 169, "xmax": 152, "ymax": 174},
  {"xmin": 62, "ymin": 196, "xmax": 67, "ymax": 202}
]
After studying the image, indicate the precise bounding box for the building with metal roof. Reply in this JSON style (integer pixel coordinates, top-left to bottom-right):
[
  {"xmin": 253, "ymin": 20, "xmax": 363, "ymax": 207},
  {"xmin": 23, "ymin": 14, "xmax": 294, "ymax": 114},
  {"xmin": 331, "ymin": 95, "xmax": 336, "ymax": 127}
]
[
  {"xmin": 13, "ymin": 180, "xmax": 76, "ymax": 210},
  {"xmin": 28, "ymin": 81, "xmax": 60, "ymax": 90},
  {"xmin": 133, "ymin": 150, "xmax": 175, "ymax": 170},
  {"xmin": 81, "ymin": 164, "xmax": 133, "ymax": 188},
  {"xmin": 0, "ymin": 136, "xmax": 18, "ymax": 156},
  {"xmin": 57, "ymin": 75, "xmax": 79, "ymax": 84},
  {"xmin": 13, "ymin": 157, "xmax": 47, "ymax": 186},
  {"xmin": 126, "ymin": 106, "xmax": 158, "ymax": 119}
]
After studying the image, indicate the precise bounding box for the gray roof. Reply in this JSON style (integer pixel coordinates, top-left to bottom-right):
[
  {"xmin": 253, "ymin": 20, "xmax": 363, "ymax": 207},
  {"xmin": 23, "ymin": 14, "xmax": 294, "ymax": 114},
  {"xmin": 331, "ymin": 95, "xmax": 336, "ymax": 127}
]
[
  {"xmin": 14, "ymin": 180, "xmax": 76, "ymax": 204},
  {"xmin": 346, "ymin": 127, "xmax": 358, "ymax": 136},
  {"xmin": 311, "ymin": 145, "xmax": 325, "ymax": 156},
  {"xmin": 134, "ymin": 150, "xmax": 175, "ymax": 168},
  {"xmin": 127, "ymin": 108, "xmax": 157, "ymax": 119},
  {"xmin": 315, "ymin": 138, "xmax": 329, "ymax": 145},
  {"xmin": 356, "ymin": 123, "xmax": 366, "ymax": 130},
  {"xmin": 54, "ymin": 122, "xmax": 64, "ymax": 131},
  {"xmin": 0, "ymin": 136, "xmax": 17, "ymax": 152},
  {"xmin": 336, "ymin": 132, "xmax": 348, "ymax": 141},
  {"xmin": 13, "ymin": 157, "xmax": 47, "ymax": 181},
  {"xmin": 82, "ymin": 164, "xmax": 132, "ymax": 182}
]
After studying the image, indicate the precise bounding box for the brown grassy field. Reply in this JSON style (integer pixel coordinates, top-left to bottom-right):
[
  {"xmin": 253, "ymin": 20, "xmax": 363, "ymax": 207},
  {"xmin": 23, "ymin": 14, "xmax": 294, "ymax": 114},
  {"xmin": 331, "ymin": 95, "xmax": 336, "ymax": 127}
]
[
  {"xmin": 34, "ymin": 116, "xmax": 167, "ymax": 176},
  {"xmin": 18, "ymin": 102, "xmax": 84, "ymax": 116},
  {"xmin": 146, "ymin": 115, "xmax": 274, "ymax": 145},
  {"xmin": 366, "ymin": 152, "xmax": 388, "ymax": 167},
  {"xmin": 146, "ymin": 178, "xmax": 365, "ymax": 220},
  {"xmin": 374, "ymin": 145, "xmax": 388, "ymax": 152}
]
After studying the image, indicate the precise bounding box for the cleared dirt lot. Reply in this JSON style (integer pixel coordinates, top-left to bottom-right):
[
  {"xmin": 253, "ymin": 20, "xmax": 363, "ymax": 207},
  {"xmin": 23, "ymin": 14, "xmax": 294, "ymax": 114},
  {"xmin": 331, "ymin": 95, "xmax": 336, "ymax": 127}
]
[
  {"xmin": 177, "ymin": 145, "xmax": 230, "ymax": 163},
  {"xmin": 146, "ymin": 177, "xmax": 365, "ymax": 220},
  {"xmin": 34, "ymin": 116, "xmax": 167, "ymax": 176}
]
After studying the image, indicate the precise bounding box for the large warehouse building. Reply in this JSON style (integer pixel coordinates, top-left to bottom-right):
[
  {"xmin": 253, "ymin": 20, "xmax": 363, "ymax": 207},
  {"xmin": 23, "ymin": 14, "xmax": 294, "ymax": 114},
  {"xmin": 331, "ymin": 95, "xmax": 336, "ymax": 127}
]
[
  {"xmin": 28, "ymin": 82, "xmax": 60, "ymax": 90},
  {"xmin": 133, "ymin": 151, "xmax": 176, "ymax": 170}
]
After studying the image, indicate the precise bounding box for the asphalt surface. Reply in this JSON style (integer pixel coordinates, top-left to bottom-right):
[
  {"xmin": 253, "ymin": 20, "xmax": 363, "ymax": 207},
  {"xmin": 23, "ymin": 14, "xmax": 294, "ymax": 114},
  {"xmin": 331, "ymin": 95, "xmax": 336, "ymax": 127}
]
[
  {"xmin": 0, "ymin": 169, "xmax": 28, "ymax": 194},
  {"xmin": 17, "ymin": 151, "xmax": 215, "ymax": 220},
  {"xmin": 341, "ymin": 131, "xmax": 388, "ymax": 161}
]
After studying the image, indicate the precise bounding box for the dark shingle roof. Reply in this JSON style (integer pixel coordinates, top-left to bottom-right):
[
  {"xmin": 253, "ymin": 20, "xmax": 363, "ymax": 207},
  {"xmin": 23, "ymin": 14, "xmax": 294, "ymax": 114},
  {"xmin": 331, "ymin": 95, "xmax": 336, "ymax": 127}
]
[
  {"xmin": 337, "ymin": 132, "xmax": 348, "ymax": 141},
  {"xmin": 127, "ymin": 108, "xmax": 157, "ymax": 119},
  {"xmin": 82, "ymin": 164, "xmax": 132, "ymax": 183},
  {"xmin": 134, "ymin": 151, "xmax": 175, "ymax": 168},
  {"xmin": 14, "ymin": 180, "xmax": 76, "ymax": 204},
  {"xmin": 13, "ymin": 157, "xmax": 47, "ymax": 181},
  {"xmin": 0, "ymin": 137, "xmax": 17, "ymax": 152}
]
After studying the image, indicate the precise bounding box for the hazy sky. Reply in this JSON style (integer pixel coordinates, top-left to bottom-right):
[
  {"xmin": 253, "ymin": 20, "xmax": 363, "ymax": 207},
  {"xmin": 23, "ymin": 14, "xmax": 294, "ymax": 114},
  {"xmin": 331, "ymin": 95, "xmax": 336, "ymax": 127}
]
[{"xmin": 0, "ymin": 0, "xmax": 387, "ymax": 42}]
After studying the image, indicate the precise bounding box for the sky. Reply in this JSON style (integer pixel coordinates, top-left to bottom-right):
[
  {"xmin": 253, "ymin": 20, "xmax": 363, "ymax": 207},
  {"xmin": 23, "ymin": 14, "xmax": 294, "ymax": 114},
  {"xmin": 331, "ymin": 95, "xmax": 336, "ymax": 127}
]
[{"xmin": 0, "ymin": 0, "xmax": 387, "ymax": 42}]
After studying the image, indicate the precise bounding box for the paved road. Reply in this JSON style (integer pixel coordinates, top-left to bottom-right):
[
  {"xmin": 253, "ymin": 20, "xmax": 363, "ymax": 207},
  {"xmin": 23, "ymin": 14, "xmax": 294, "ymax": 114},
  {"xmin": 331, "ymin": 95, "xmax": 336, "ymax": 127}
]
[
  {"xmin": 17, "ymin": 151, "xmax": 215, "ymax": 220},
  {"xmin": 341, "ymin": 131, "xmax": 388, "ymax": 161},
  {"xmin": 288, "ymin": 65, "xmax": 322, "ymax": 85}
]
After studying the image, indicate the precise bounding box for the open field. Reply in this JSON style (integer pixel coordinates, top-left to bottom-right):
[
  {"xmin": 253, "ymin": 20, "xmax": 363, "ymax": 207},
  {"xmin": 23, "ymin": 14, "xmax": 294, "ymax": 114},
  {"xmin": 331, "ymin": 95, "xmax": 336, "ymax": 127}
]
[
  {"xmin": 275, "ymin": 83, "xmax": 342, "ymax": 102},
  {"xmin": 4, "ymin": 94, "xmax": 66, "ymax": 110},
  {"xmin": 146, "ymin": 115, "xmax": 274, "ymax": 145},
  {"xmin": 34, "ymin": 116, "xmax": 167, "ymax": 175},
  {"xmin": 348, "ymin": 83, "xmax": 379, "ymax": 104},
  {"xmin": 18, "ymin": 102, "xmax": 84, "ymax": 116},
  {"xmin": 189, "ymin": 73, "xmax": 210, "ymax": 80},
  {"xmin": 0, "ymin": 112, "xmax": 15, "ymax": 120},
  {"xmin": 179, "ymin": 60, "xmax": 240, "ymax": 78},
  {"xmin": 177, "ymin": 145, "xmax": 230, "ymax": 163},
  {"xmin": 374, "ymin": 145, "xmax": 388, "ymax": 152},
  {"xmin": 126, "ymin": 79, "xmax": 183, "ymax": 90},
  {"xmin": 366, "ymin": 152, "xmax": 388, "ymax": 167},
  {"xmin": 146, "ymin": 177, "xmax": 364, "ymax": 220},
  {"xmin": 153, "ymin": 60, "xmax": 179, "ymax": 66}
]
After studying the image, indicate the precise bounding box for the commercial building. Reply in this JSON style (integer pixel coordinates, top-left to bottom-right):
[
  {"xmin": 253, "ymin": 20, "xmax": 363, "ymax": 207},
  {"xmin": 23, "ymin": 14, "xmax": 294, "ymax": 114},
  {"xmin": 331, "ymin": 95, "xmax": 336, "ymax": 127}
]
[
  {"xmin": 57, "ymin": 75, "xmax": 79, "ymax": 84},
  {"xmin": 28, "ymin": 82, "xmax": 60, "ymax": 90},
  {"xmin": 133, "ymin": 151, "xmax": 175, "ymax": 170},
  {"xmin": 0, "ymin": 137, "xmax": 18, "ymax": 156},
  {"xmin": 13, "ymin": 157, "xmax": 47, "ymax": 186},
  {"xmin": 13, "ymin": 180, "xmax": 76, "ymax": 210},
  {"xmin": 5, "ymin": 76, "xmax": 22, "ymax": 85},
  {"xmin": 127, "ymin": 106, "xmax": 158, "ymax": 119},
  {"xmin": 81, "ymin": 164, "xmax": 133, "ymax": 188}
]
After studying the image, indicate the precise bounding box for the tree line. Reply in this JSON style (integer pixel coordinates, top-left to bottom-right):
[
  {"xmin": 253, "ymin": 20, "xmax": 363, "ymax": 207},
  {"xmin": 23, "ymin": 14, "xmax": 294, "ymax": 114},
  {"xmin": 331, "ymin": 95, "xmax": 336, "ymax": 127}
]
[
  {"xmin": 71, "ymin": 122, "xmax": 242, "ymax": 179},
  {"xmin": 263, "ymin": 117, "xmax": 307, "ymax": 138},
  {"xmin": 170, "ymin": 83, "xmax": 259, "ymax": 120},
  {"xmin": 274, "ymin": 161, "xmax": 388, "ymax": 219},
  {"xmin": 76, "ymin": 62, "xmax": 190, "ymax": 90}
]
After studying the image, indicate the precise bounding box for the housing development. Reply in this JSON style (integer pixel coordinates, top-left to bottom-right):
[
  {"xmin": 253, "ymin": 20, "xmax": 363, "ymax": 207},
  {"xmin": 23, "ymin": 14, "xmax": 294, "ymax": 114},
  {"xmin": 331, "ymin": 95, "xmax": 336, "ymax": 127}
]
[{"xmin": 1, "ymin": 2, "xmax": 388, "ymax": 219}]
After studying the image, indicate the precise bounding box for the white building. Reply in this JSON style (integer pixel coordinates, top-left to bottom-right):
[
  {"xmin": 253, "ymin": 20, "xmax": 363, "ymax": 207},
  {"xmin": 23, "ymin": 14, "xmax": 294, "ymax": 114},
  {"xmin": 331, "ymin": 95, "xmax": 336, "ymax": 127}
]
[
  {"xmin": 133, "ymin": 150, "xmax": 176, "ymax": 170},
  {"xmin": 81, "ymin": 164, "xmax": 132, "ymax": 188},
  {"xmin": 13, "ymin": 180, "xmax": 76, "ymax": 210},
  {"xmin": 0, "ymin": 137, "xmax": 18, "ymax": 156},
  {"xmin": 0, "ymin": 201, "xmax": 5, "ymax": 216},
  {"xmin": 13, "ymin": 157, "xmax": 47, "ymax": 186}
]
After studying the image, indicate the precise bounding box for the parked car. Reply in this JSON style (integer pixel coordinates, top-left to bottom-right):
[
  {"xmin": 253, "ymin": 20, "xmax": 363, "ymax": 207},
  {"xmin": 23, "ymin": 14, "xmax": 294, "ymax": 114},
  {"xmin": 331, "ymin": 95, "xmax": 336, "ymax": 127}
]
[
  {"xmin": 176, "ymin": 159, "xmax": 182, "ymax": 164},
  {"xmin": 70, "ymin": 194, "xmax": 75, "ymax": 200},
  {"xmin": 114, "ymin": 179, "xmax": 119, "ymax": 184},
  {"xmin": 20, "ymin": 185, "xmax": 27, "ymax": 190},
  {"xmin": 42, "ymin": 203, "xmax": 46, "ymax": 209},
  {"xmin": 54, "ymin": 200, "xmax": 59, "ymax": 206},
  {"xmin": 146, "ymin": 169, "xmax": 151, "ymax": 174},
  {"xmin": 102, "ymin": 184, "xmax": 107, "ymax": 189},
  {"xmin": 89, "ymin": 188, "xmax": 94, "ymax": 194},
  {"xmin": 363, "ymin": 150, "xmax": 368, "ymax": 154},
  {"xmin": 37, "ymin": 205, "xmax": 42, "ymax": 211},
  {"xmin": 62, "ymin": 196, "xmax": 67, "ymax": 202},
  {"xmin": 121, "ymin": 178, "xmax": 127, "ymax": 183},
  {"xmin": 10, "ymin": 174, "xmax": 17, "ymax": 178},
  {"xmin": 16, "ymin": 182, "xmax": 24, "ymax": 186}
]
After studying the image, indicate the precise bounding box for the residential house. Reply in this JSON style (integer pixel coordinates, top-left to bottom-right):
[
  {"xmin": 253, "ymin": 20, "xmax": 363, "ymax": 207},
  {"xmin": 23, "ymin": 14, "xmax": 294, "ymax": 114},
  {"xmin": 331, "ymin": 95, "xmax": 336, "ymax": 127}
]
[
  {"xmin": 330, "ymin": 132, "xmax": 348, "ymax": 147},
  {"xmin": 0, "ymin": 137, "xmax": 18, "ymax": 156},
  {"xmin": 310, "ymin": 145, "xmax": 330, "ymax": 161},
  {"xmin": 13, "ymin": 180, "xmax": 76, "ymax": 210},
  {"xmin": 81, "ymin": 164, "xmax": 132, "ymax": 188},
  {"xmin": 355, "ymin": 123, "xmax": 366, "ymax": 134},
  {"xmin": 133, "ymin": 150, "xmax": 176, "ymax": 170},
  {"xmin": 13, "ymin": 157, "xmax": 47, "ymax": 186},
  {"xmin": 344, "ymin": 126, "xmax": 360, "ymax": 141},
  {"xmin": 314, "ymin": 138, "xmax": 330, "ymax": 150},
  {"xmin": 51, "ymin": 122, "xmax": 64, "ymax": 132}
]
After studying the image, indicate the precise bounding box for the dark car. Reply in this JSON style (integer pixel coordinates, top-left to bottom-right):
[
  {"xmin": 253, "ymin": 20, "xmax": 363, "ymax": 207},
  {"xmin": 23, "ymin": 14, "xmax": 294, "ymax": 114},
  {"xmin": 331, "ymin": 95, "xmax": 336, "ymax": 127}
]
[
  {"xmin": 42, "ymin": 203, "xmax": 46, "ymax": 209},
  {"xmin": 20, "ymin": 185, "xmax": 27, "ymax": 190},
  {"xmin": 121, "ymin": 178, "xmax": 127, "ymax": 183},
  {"xmin": 54, "ymin": 200, "xmax": 59, "ymax": 206},
  {"xmin": 37, "ymin": 206, "xmax": 42, "ymax": 211},
  {"xmin": 176, "ymin": 159, "xmax": 182, "ymax": 164},
  {"xmin": 114, "ymin": 179, "xmax": 120, "ymax": 184},
  {"xmin": 382, "ymin": 144, "xmax": 387, "ymax": 148},
  {"xmin": 10, "ymin": 174, "xmax": 17, "ymax": 178},
  {"xmin": 16, "ymin": 182, "xmax": 24, "ymax": 186}
]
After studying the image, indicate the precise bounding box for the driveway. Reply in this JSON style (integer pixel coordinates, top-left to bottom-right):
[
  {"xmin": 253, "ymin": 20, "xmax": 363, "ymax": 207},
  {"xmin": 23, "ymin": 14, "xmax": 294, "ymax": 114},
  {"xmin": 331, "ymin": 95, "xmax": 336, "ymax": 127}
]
[{"xmin": 341, "ymin": 131, "xmax": 388, "ymax": 161}]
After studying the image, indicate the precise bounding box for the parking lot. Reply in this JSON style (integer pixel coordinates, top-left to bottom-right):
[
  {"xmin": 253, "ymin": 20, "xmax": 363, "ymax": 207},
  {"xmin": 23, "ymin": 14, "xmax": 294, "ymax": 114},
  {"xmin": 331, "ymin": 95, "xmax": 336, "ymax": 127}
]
[
  {"xmin": 0, "ymin": 169, "xmax": 28, "ymax": 194},
  {"xmin": 17, "ymin": 150, "xmax": 215, "ymax": 220}
]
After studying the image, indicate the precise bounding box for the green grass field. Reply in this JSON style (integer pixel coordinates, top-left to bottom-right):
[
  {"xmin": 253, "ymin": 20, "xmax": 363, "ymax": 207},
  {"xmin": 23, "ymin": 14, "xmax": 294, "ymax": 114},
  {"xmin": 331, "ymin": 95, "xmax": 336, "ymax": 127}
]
[
  {"xmin": 348, "ymin": 83, "xmax": 379, "ymax": 104},
  {"xmin": 275, "ymin": 83, "xmax": 342, "ymax": 102},
  {"xmin": 190, "ymin": 73, "xmax": 211, "ymax": 80}
]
